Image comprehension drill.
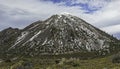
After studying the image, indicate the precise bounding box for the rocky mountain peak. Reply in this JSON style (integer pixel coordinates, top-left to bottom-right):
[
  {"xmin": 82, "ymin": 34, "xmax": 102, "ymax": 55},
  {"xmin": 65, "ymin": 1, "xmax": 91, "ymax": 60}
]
[
  {"xmin": 0, "ymin": 14, "xmax": 119, "ymax": 58},
  {"xmin": 45, "ymin": 13, "xmax": 83, "ymax": 27}
]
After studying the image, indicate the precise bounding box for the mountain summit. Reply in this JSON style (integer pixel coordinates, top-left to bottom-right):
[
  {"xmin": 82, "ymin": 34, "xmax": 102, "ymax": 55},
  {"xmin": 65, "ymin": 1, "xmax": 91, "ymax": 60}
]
[{"xmin": 0, "ymin": 14, "xmax": 119, "ymax": 58}]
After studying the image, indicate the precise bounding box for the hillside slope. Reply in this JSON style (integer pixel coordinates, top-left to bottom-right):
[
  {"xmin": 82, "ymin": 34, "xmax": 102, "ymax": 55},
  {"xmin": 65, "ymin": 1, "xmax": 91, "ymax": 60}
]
[{"xmin": 0, "ymin": 14, "xmax": 119, "ymax": 59}]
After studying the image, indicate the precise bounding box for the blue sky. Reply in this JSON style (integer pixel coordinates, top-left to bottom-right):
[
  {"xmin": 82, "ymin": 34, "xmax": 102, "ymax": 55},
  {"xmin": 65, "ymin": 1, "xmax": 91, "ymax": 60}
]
[
  {"xmin": 43, "ymin": 0, "xmax": 110, "ymax": 13},
  {"xmin": 0, "ymin": 0, "xmax": 120, "ymax": 39}
]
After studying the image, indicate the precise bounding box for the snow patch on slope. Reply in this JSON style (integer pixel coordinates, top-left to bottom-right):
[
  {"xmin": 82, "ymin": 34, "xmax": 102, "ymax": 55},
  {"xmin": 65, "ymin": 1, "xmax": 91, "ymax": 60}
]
[
  {"xmin": 8, "ymin": 31, "xmax": 29, "ymax": 50},
  {"xmin": 42, "ymin": 38, "xmax": 48, "ymax": 45},
  {"xmin": 29, "ymin": 24, "xmax": 39, "ymax": 30},
  {"xmin": 29, "ymin": 31, "xmax": 42, "ymax": 41},
  {"xmin": 60, "ymin": 12, "xmax": 71, "ymax": 15}
]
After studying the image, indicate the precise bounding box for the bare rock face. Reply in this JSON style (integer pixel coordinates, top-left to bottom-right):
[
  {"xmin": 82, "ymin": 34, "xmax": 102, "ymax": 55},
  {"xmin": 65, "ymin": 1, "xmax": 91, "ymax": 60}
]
[
  {"xmin": 0, "ymin": 14, "xmax": 119, "ymax": 58},
  {"xmin": 0, "ymin": 27, "xmax": 21, "ymax": 58}
]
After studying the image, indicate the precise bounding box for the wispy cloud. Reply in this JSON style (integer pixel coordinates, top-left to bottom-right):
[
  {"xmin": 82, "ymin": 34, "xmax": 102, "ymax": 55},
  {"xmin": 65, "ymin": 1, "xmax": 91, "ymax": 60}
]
[
  {"xmin": 43, "ymin": 0, "xmax": 110, "ymax": 13},
  {"xmin": 101, "ymin": 24, "xmax": 120, "ymax": 34}
]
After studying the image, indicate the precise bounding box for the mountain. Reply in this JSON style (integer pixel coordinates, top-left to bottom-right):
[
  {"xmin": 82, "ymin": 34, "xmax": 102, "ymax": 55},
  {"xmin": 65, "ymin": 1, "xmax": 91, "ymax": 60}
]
[
  {"xmin": 0, "ymin": 27, "xmax": 21, "ymax": 58},
  {"xmin": 0, "ymin": 14, "xmax": 120, "ymax": 59}
]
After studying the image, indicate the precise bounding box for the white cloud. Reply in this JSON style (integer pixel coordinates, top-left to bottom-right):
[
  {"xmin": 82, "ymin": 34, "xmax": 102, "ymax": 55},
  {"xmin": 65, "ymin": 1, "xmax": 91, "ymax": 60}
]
[
  {"xmin": 0, "ymin": 0, "xmax": 120, "ymax": 38},
  {"xmin": 92, "ymin": 0, "xmax": 120, "ymax": 23},
  {"xmin": 80, "ymin": 0, "xmax": 120, "ymax": 29},
  {"xmin": 0, "ymin": 0, "xmax": 85, "ymax": 30},
  {"xmin": 101, "ymin": 24, "xmax": 120, "ymax": 34},
  {"xmin": 71, "ymin": 0, "xmax": 109, "ymax": 10}
]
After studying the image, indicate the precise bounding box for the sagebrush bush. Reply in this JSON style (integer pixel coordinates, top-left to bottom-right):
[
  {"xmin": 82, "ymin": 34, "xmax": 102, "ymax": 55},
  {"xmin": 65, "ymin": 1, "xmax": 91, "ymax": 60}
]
[{"xmin": 112, "ymin": 52, "xmax": 120, "ymax": 63}]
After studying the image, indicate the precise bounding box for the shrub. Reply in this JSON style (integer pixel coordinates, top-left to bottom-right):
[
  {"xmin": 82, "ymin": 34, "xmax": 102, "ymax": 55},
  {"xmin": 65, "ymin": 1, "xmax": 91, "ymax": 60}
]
[
  {"xmin": 112, "ymin": 52, "xmax": 120, "ymax": 63},
  {"xmin": 55, "ymin": 59, "xmax": 60, "ymax": 64},
  {"xmin": 4, "ymin": 59, "xmax": 12, "ymax": 63},
  {"xmin": 64, "ymin": 58, "xmax": 80, "ymax": 67}
]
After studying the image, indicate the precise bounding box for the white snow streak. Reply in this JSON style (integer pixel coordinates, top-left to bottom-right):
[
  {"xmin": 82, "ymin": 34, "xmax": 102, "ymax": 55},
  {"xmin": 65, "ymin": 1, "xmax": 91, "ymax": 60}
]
[
  {"xmin": 29, "ymin": 24, "xmax": 39, "ymax": 30},
  {"xmin": 42, "ymin": 38, "xmax": 47, "ymax": 45},
  {"xmin": 8, "ymin": 31, "xmax": 29, "ymax": 50},
  {"xmin": 29, "ymin": 31, "xmax": 42, "ymax": 41}
]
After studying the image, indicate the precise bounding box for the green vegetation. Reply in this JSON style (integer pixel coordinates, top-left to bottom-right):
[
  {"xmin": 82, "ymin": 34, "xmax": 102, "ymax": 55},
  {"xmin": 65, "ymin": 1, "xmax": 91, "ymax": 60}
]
[
  {"xmin": 112, "ymin": 52, "xmax": 120, "ymax": 63},
  {"xmin": 0, "ymin": 56, "xmax": 120, "ymax": 69}
]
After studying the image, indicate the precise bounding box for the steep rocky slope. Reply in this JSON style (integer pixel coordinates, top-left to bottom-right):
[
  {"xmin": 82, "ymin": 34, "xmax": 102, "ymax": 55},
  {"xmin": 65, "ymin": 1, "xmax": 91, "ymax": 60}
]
[
  {"xmin": 0, "ymin": 14, "xmax": 119, "ymax": 58},
  {"xmin": 0, "ymin": 27, "xmax": 21, "ymax": 58}
]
